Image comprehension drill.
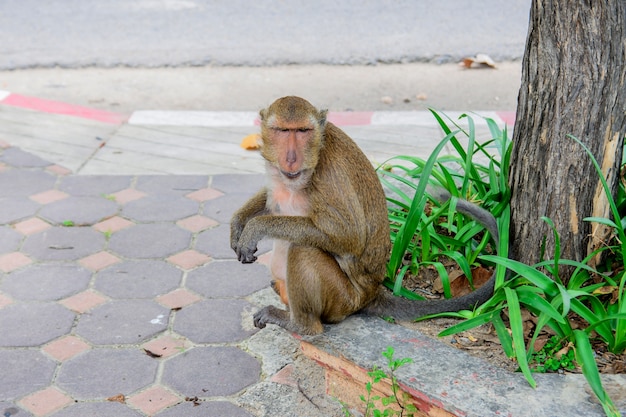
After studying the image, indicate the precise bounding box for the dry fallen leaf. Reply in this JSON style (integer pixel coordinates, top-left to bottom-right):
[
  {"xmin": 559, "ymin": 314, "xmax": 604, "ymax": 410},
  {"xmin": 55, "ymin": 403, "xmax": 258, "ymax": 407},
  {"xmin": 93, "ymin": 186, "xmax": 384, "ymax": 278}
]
[
  {"xmin": 107, "ymin": 394, "xmax": 126, "ymax": 403},
  {"xmin": 460, "ymin": 53, "xmax": 497, "ymax": 69},
  {"xmin": 240, "ymin": 133, "xmax": 261, "ymax": 150}
]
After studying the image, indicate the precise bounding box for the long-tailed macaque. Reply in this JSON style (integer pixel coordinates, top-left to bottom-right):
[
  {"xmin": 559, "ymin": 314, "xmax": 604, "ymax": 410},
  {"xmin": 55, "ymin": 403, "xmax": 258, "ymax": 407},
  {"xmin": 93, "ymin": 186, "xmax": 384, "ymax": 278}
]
[{"xmin": 230, "ymin": 96, "xmax": 500, "ymax": 335}]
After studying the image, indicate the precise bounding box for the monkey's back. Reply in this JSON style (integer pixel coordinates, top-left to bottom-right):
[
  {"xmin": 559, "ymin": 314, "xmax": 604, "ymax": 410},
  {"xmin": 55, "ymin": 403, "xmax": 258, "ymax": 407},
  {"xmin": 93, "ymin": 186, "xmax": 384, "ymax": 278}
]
[{"xmin": 310, "ymin": 122, "xmax": 391, "ymax": 282}]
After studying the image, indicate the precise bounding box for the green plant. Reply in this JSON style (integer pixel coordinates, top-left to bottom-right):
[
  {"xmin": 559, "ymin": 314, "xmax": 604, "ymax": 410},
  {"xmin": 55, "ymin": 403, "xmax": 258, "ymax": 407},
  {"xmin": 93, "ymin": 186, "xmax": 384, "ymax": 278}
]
[
  {"xmin": 61, "ymin": 220, "xmax": 75, "ymax": 227},
  {"xmin": 529, "ymin": 335, "xmax": 576, "ymax": 372},
  {"xmin": 360, "ymin": 346, "xmax": 417, "ymax": 417},
  {"xmin": 377, "ymin": 110, "xmax": 512, "ymax": 299},
  {"xmin": 381, "ymin": 110, "xmax": 625, "ymax": 416}
]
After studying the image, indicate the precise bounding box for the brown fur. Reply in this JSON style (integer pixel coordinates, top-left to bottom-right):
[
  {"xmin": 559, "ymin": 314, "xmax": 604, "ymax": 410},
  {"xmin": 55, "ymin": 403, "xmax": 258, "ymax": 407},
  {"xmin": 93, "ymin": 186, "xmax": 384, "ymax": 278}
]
[{"xmin": 231, "ymin": 96, "xmax": 499, "ymax": 335}]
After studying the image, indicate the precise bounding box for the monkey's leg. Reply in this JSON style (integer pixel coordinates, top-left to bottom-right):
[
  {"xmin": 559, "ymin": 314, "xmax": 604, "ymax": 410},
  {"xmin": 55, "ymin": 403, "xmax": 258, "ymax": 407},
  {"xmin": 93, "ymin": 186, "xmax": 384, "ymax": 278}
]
[{"xmin": 254, "ymin": 245, "xmax": 363, "ymax": 335}]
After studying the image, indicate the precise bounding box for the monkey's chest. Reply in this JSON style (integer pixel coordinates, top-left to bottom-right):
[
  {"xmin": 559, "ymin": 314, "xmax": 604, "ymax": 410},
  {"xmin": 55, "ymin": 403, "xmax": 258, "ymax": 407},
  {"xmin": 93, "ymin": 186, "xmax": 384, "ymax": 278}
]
[{"xmin": 268, "ymin": 183, "xmax": 309, "ymax": 216}]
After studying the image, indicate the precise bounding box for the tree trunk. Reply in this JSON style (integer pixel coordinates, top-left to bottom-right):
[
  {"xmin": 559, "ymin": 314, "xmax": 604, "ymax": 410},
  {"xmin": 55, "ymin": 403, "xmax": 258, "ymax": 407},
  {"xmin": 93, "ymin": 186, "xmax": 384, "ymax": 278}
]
[{"xmin": 510, "ymin": 0, "xmax": 626, "ymax": 278}]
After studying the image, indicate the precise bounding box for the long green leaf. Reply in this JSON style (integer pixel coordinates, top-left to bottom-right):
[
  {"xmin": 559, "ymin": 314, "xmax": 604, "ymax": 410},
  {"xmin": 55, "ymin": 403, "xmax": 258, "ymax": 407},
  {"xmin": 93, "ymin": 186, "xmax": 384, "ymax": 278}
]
[{"xmin": 504, "ymin": 287, "xmax": 536, "ymax": 388}]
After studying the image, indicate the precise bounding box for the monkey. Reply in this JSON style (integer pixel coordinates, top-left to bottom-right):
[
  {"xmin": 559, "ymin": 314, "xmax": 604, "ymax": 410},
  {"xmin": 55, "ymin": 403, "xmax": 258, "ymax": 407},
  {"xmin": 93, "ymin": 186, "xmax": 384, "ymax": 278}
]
[{"xmin": 230, "ymin": 96, "xmax": 501, "ymax": 335}]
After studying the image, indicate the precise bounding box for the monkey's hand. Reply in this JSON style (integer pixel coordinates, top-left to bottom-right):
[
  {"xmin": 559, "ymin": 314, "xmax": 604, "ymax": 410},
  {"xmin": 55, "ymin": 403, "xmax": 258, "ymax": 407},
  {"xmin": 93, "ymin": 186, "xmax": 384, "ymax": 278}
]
[
  {"xmin": 230, "ymin": 218, "xmax": 245, "ymax": 253},
  {"xmin": 234, "ymin": 232, "xmax": 259, "ymax": 264}
]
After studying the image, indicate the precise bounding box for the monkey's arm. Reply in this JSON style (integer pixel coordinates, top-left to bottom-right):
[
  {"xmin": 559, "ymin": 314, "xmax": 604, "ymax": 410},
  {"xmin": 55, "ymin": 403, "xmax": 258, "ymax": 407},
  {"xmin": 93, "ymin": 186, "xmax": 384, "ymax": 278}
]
[
  {"xmin": 234, "ymin": 214, "xmax": 364, "ymax": 264},
  {"xmin": 230, "ymin": 189, "xmax": 269, "ymax": 253}
]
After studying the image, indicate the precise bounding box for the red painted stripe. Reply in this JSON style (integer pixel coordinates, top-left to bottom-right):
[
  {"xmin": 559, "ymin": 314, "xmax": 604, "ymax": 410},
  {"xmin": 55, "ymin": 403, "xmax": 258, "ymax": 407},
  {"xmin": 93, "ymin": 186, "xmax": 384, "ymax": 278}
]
[
  {"xmin": 1, "ymin": 93, "xmax": 127, "ymax": 125},
  {"xmin": 496, "ymin": 111, "xmax": 516, "ymax": 126},
  {"xmin": 327, "ymin": 111, "xmax": 373, "ymax": 126}
]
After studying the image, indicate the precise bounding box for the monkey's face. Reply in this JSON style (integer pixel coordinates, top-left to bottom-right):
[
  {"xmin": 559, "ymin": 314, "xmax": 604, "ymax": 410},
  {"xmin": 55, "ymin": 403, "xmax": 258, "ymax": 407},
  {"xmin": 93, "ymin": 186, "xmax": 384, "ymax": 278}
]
[{"xmin": 259, "ymin": 97, "xmax": 326, "ymax": 183}]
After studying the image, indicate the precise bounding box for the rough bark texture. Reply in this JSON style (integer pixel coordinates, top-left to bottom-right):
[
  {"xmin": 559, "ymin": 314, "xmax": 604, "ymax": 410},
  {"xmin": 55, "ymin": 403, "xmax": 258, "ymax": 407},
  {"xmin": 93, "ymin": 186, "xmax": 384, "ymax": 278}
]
[{"xmin": 510, "ymin": 0, "xmax": 626, "ymax": 274}]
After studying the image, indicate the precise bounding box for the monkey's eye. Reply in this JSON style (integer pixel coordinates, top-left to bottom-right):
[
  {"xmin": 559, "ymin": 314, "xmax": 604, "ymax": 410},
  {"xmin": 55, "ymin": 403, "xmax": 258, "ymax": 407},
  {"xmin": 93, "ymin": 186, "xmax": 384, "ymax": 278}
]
[{"xmin": 297, "ymin": 128, "xmax": 312, "ymax": 133}]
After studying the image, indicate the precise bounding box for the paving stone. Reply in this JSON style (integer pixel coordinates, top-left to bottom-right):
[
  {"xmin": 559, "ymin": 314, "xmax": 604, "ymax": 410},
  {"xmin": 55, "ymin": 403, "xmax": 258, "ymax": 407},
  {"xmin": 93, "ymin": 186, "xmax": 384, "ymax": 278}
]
[
  {"xmin": 1, "ymin": 264, "xmax": 91, "ymax": 301},
  {"xmin": 94, "ymin": 260, "xmax": 182, "ymax": 299},
  {"xmin": 13, "ymin": 217, "xmax": 51, "ymax": 235},
  {"xmin": 48, "ymin": 401, "xmax": 143, "ymax": 417},
  {"xmin": 92, "ymin": 216, "xmax": 134, "ymax": 233},
  {"xmin": 79, "ymin": 251, "xmax": 121, "ymax": 271},
  {"xmin": 187, "ymin": 261, "xmax": 269, "ymax": 298},
  {"xmin": 0, "ymin": 170, "xmax": 56, "ymax": 197},
  {"xmin": 162, "ymin": 347, "xmax": 260, "ymax": 397},
  {"xmin": 29, "ymin": 189, "xmax": 69, "ymax": 205},
  {"xmin": 58, "ymin": 175, "xmax": 133, "ymax": 196},
  {"xmin": 174, "ymin": 299, "xmax": 256, "ymax": 343},
  {"xmin": 0, "ymin": 350, "xmax": 56, "ymax": 400},
  {"xmin": 176, "ymin": 214, "xmax": 218, "ymax": 233},
  {"xmin": 166, "ymin": 249, "xmax": 210, "ymax": 270},
  {"xmin": 0, "ymin": 403, "xmax": 33, "ymax": 417},
  {"xmin": 108, "ymin": 223, "xmax": 191, "ymax": 259},
  {"xmin": 203, "ymin": 193, "xmax": 252, "ymax": 224},
  {"xmin": 18, "ymin": 386, "xmax": 73, "ymax": 417},
  {"xmin": 0, "ymin": 252, "xmax": 32, "ymax": 273},
  {"xmin": 43, "ymin": 335, "xmax": 91, "ymax": 362},
  {"xmin": 122, "ymin": 195, "xmax": 199, "ymax": 222},
  {"xmin": 38, "ymin": 196, "xmax": 119, "ymax": 226},
  {"xmin": 60, "ymin": 290, "xmax": 107, "ymax": 313},
  {"xmin": 141, "ymin": 334, "xmax": 193, "ymax": 359},
  {"xmin": 0, "ymin": 147, "xmax": 51, "ymax": 168},
  {"xmin": 22, "ymin": 227, "xmax": 105, "ymax": 261},
  {"xmin": 111, "ymin": 188, "xmax": 147, "ymax": 204},
  {"xmin": 135, "ymin": 175, "xmax": 209, "ymax": 195},
  {"xmin": 0, "ymin": 302, "xmax": 75, "ymax": 347},
  {"xmin": 212, "ymin": 173, "xmax": 266, "ymax": 195},
  {"xmin": 75, "ymin": 299, "xmax": 169, "ymax": 345},
  {"xmin": 0, "ymin": 198, "xmax": 40, "ymax": 223},
  {"xmin": 155, "ymin": 289, "xmax": 202, "ymax": 309},
  {"xmin": 155, "ymin": 401, "xmax": 254, "ymax": 417},
  {"xmin": 57, "ymin": 348, "xmax": 158, "ymax": 399},
  {"xmin": 127, "ymin": 385, "xmax": 180, "ymax": 415},
  {"xmin": 0, "ymin": 226, "xmax": 22, "ymax": 253},
  {"xmin": 185, "ymin": 187, "xmax": 224, "ymax": 202}
]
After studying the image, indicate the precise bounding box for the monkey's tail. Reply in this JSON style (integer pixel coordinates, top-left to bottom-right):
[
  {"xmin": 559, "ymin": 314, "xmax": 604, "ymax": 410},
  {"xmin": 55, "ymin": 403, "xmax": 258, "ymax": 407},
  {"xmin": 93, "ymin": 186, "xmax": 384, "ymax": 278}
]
[{"xmin": 362, "ymin": 281, "xmax": 495, "ymax": 321}]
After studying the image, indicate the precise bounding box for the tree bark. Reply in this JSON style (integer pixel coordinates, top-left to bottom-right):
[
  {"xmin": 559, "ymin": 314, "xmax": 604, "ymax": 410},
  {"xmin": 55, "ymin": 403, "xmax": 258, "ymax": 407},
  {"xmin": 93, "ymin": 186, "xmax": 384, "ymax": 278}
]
[{"xmin": 510, "ymin": 0, "xmax": 626, "ymax": 276}]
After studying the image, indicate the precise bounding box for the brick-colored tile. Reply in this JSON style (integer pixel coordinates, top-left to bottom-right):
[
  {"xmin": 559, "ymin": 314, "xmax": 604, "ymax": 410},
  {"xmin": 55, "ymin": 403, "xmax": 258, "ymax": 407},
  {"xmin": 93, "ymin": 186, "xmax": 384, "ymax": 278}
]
[
  {"xmin": 79, "ymin": 251, "xmax": 121, "ymax": 271},
  {"xmin": 18, "ymin": 387, "xmax": 73, "ymax": 417},
  {"xmin": 111, "ymin": 188, "xmax": 147, "ymax": 204},
  {"xmin": 13, "ymin": 217, "xmax": 51, "ymax": 235},
  {"xmin": 185, "ymin": 187, "xmax": 224, "ymax": 202},
  {"xmin": 257, "ymin": 251, "xmax": 273, "ymax": 267},
  {"xmin": 127, "ymin": 386, "xmax": 180, "ymax": 415},
  {"xmin": 176, "ymin": 215, "xmax": 219, "ymax": 233},
  {"xmin": 60, "ymin": 290, "xmax": 108, "ymax": 313},
  {"xmin": 44, "ymin": 335, "xmax": 91, "ymax": 362},
  {"xmin": 156, "ymin": 289, "xmax": 202, "ymax": 310},
  {"xmin": 46, "ymin": 164, "xmax": 73, "ymax": 176},
  {"xmin": 0, "ymin": 252, "xmax": 32, "ymax": 273},
  {"xmin": 270, "ymin": 364, "xmax": 298, "ymax": 388},
  {"xmin": 0, "ymin": 292, "xmax": 14, "ymax": 309},
  {"xmin": 142, "ymin": 334, "xmax": 192, "ymax": 359},
  {"xmin": 166, "ymin": 250, "xmax": 211, "ymax": 270},
  {"xmin": 29, "ymin": 189, "xmax": 69, "ymax": 205},
  {"xmin": 93, "ymin": 216, "xmax": 135, "ymax": 233}
]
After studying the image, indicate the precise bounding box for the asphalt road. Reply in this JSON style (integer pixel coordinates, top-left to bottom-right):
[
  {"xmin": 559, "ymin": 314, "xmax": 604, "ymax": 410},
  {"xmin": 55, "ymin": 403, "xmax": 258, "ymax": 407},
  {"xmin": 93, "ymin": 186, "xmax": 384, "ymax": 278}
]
[{"xmin": 0, "ymin": 0, "xmax": 531, "ymax": 69}]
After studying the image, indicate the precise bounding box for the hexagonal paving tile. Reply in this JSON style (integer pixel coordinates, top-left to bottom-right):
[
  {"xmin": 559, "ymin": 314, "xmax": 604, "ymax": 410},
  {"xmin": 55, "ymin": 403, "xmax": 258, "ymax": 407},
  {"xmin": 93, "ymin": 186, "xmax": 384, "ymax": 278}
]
[
  {"xmin": 162, "ymin": 347, "xmax": 260, "ymax": 397},
  {"xmin": 1, "ymin": 264, "xmax": 91, "ymax": 301},
  {"xmin": 22, "ymin": 227, "xmax": 106, "ymax": 261},
  {"xmin": 122, "ymin": 195, "xmax": 199, "ymax": 222},
  {"xmin": 135, "ymin": 175, "xmax": 209, "ymax": 195},
  {"xmin": 108, "ymin": 224, "xmax": 191, "ymax": 259},
  {"xmin": 0, "ymin": 302, "xmax": 75, "ymax": 347},
  {"xmin": 174, "ymin": 299, "xmax": 256, "ymax": 343},
  {"xmin": 58, "ymin": 175, "xmax": 133, "ymax": 196},
  {"xmin": 0, "ymin": 350, "xmax": 56, "ymax": 400},
  {"xmin": 0, "ymin": 169, "xmax": 55, "ymax": 197},
  {"xmin": 94, "ymin": 260, "xmax": 182, "ymax": 299},
  {"xmin": 57, "ymin": 348, "xmax": 158, "ymax": 399},
  {"xmin": 186, "ymin": 261, "xmax": 269, "ymax": 298},
  {"xmin": 0, "ymin": 226, "xmax": 22, "ymax": 253},
  {"xmin": 48, "ymin": 401, "xmax": 143, "ymax": 417},
  {"xmin": 0, "ymin": 198, "xmax": 40, "ymax": 223},
  {"xmin": 38, "ymin": 196, "xmax": 119, "ymax": 226},
  {"xmin": 75, "ymin": 300, "xmax": 169, "ymax": 345}
]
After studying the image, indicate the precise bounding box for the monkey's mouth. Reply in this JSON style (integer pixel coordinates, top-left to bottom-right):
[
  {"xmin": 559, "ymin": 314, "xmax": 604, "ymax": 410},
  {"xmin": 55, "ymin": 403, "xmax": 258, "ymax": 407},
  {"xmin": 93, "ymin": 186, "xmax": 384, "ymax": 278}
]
[{"xmin": 281, "ymin": 170, "xmax": 302, "ymax": 179}]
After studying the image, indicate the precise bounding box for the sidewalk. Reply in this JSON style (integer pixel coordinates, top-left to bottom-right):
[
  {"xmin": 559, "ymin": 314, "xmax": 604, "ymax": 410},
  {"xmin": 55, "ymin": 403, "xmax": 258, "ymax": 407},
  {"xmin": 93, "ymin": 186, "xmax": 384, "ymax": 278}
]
[{"xmin": 0, "ymin": 92, "xmax": 511, "ymax": 417}]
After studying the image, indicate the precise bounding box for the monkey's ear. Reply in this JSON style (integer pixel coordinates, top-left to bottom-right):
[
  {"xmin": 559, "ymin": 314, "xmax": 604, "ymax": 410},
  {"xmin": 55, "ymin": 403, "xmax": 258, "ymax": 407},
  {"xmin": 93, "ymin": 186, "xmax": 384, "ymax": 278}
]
[
  {"xmin": 318, "ymin": 109, "xmax": 328, "ymax": 128},
  {"xmin": 259, "ymin": 108, "xmax": 268, "ymax": 121}
]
